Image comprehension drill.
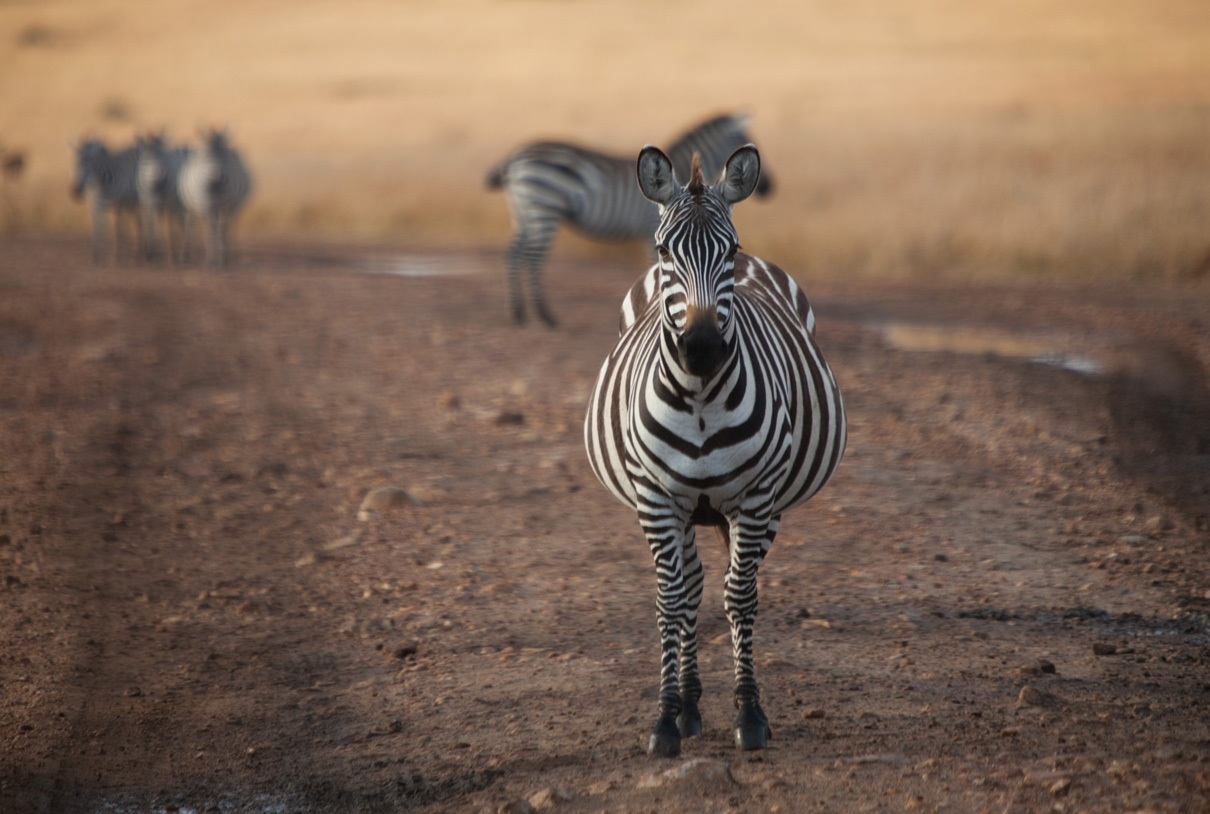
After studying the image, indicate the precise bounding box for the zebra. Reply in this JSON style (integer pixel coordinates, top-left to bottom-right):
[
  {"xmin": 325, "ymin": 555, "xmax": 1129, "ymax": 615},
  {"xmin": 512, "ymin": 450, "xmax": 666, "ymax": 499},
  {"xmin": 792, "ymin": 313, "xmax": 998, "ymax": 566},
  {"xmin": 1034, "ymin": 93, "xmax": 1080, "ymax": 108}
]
[
  {"xmin": 178, "ymin": 128, "xmax": 253, "ymax": 268},
  {"xmin": 70, "ymin": 137, "xmax": 143, "ymax": 264},
  {"xmin": 136, "ymin": 133, "xmax": 193, "ymax": 264},
  {"xmin": 584, "ymin": 145, "xmax": 846, "ymax": 757},
  {"xmin": 486, "ymin": 113, "xmax": 774, "ymax": 327}
]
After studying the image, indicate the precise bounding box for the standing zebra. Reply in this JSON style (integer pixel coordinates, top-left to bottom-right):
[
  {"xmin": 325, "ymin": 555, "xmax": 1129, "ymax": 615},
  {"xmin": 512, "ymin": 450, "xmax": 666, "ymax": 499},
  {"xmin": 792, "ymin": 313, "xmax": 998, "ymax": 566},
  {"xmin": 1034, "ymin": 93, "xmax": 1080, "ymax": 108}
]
[
  {"xmin": 136, "ymin": 133, "xmax": 194, "ymax": 264},
  {"xmin": 71, "ymin": 138, "xmax": 143, "ymax": 264},
  {"xmin": 178, "ymin": 128, "xmax": 252, "ymax": 268},
  {"xmin": 486, "ymin": 113, "xmax": 774, "ymax": 326},
  {"xmin": 584, "ymin": 145, "xmax": 846, "ymax": 757}
]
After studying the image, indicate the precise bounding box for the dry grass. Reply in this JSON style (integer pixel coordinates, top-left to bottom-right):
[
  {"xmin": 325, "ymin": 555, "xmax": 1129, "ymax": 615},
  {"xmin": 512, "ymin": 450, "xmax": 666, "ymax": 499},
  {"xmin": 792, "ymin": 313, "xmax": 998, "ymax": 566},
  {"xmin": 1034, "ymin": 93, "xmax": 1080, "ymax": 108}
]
[{"xmin": 3, "ymin": 0, "xmax": 1210, "ymax": 280}]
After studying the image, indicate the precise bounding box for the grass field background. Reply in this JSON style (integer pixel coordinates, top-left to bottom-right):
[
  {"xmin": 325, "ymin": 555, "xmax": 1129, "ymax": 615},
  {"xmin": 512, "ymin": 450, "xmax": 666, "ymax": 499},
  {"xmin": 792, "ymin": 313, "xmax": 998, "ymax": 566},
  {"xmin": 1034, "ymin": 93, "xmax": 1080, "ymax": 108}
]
[{"xmin": 3, "ymin": 0, "xmax": 1210, "ymax": 281}]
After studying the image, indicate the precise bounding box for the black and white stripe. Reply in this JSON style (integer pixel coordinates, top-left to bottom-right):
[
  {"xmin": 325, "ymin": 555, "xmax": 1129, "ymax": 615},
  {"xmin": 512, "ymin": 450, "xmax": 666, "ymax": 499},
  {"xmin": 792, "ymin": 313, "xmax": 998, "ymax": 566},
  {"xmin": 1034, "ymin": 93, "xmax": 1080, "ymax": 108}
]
[
  {"xmin": 178, "ymin": 128, "xmax": 253, "ymax": 268},
  {"xmin": 136, "ymin": 133, "xmax": 194, "ymax": 264},
  {"xmin": 487, "ymin": 113, "xmax": 773, "ymax": 326},
  {"xmin": 584, "ymin": 145, "xmax": 845, "ymax": 757},
  {"xmin": 71, "ymin": 138, "xmax": 143, "ymax": 264}
]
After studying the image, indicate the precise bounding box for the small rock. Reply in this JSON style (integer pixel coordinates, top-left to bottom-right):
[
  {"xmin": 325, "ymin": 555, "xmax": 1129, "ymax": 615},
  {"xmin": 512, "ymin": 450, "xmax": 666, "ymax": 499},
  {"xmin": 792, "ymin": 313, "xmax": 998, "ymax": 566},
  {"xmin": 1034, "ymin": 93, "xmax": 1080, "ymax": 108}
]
[
  {"xmin": 495, "ymin": 411, "xmax": 525, "ymax": 426},
  {"xmin": 1048, "ymin": 777, "xmax": 1072, "ymax": 797},
  {"xmin": 637, "ymin": 758, "xmax": 734, "ymax": 789},
  {"xmin": 1016, "ymin": 685, "xmax": 1061, "ymax": 707},
  {"xmin": 585, "ymin": 780, "xmax": 615, "ymax": 795},
  {"xmin": 1092, "ymin": 642, "xmax": 1117, "ymax": 656},
  {"xmin": 437, "ymin": 391, "xmax": 461, "ymax": 410},
  {"xmin": 801, "ymin": 708, "xmax": 826, "ymax": 720}
]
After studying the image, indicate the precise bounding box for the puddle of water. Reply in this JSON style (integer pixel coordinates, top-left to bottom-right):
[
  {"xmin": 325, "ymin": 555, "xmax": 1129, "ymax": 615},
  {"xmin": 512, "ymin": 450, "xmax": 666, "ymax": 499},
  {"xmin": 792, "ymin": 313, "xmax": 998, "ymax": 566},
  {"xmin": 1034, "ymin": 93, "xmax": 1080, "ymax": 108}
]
[
  {"xmin": 878, "ymin": 324, "xmax": 1106, "ymax": 375},
  {"xmin": 358, "ymin": 254, "xmax": 475, "ymax": 278}
]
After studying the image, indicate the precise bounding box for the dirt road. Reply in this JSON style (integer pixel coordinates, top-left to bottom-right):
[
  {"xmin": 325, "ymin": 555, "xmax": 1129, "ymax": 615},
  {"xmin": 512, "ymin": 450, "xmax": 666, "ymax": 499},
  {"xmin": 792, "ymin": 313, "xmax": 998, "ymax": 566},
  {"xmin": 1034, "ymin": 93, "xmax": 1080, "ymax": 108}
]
[{"xmin": 1, "ymin": 238, "xmax": 1208, "ymax": 813}]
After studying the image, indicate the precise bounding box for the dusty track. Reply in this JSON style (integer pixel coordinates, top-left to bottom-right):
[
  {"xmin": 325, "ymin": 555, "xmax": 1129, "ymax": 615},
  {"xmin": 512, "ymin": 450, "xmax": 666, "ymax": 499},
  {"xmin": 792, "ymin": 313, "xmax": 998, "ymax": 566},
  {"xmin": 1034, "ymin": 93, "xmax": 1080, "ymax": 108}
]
[{"xmin": 1, "ymin": 238, "xmax": 1209, "ymax": 813}]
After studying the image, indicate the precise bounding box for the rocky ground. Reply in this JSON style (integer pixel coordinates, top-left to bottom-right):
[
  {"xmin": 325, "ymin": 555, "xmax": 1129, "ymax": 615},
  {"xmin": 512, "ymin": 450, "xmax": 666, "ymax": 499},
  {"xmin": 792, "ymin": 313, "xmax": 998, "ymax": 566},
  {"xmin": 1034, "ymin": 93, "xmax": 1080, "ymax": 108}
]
[{"xmin": 1, "ymin": 237, "xmax": 1209, "ymax": 813}]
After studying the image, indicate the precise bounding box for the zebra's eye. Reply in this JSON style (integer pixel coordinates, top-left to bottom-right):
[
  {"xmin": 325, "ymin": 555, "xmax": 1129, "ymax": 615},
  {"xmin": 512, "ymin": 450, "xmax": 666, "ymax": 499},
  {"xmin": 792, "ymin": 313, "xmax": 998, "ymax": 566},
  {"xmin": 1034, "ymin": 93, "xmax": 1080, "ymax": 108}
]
[
  {"xmin": 656, "ymin": 245, "xmax": 670, "ymax": 261},
  {"xmin": 727, "ymin": 243, "xmax": 740, "ymax": 260}
]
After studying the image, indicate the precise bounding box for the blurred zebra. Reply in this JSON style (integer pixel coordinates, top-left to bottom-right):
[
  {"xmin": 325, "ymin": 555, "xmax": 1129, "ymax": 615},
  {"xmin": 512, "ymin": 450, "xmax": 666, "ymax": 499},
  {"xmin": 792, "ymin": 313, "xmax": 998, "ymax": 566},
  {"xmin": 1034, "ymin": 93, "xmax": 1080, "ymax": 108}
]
[
  {"xmin": 70, "ymin": 138, "xmax": 143, "ymax": 264},
  {"xmin": 486, "ymin": 113, "xmax": 774, "ymax": 326},
  {"xmin": 178, "ymin": 128, "xmax": 253, "ymax": 268},
  {"xmin": 136, "ymin": 133, "xmax": 194, "ymax": 264},
  {"xmin": 584, "ymin": 146, "xmax": 845, "ymax": 757}
]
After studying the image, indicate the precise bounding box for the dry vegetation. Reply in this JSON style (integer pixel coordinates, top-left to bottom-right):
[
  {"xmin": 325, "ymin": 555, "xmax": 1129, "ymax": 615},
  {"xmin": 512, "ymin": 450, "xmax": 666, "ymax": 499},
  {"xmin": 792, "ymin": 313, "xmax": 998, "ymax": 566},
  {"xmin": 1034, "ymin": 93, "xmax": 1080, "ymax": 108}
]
[{"xmin": 2, "ymin": 0, "xmax": 1210, "ymax": 281}]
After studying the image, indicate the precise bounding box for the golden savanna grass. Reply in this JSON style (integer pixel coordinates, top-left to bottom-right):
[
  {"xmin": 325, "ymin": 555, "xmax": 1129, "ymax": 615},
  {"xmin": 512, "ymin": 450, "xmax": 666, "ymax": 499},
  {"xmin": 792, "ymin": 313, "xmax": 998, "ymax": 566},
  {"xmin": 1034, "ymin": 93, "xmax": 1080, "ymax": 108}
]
[{"xmin": 3, "ymin": 0, "xmax": 1210, "ymax": 281}]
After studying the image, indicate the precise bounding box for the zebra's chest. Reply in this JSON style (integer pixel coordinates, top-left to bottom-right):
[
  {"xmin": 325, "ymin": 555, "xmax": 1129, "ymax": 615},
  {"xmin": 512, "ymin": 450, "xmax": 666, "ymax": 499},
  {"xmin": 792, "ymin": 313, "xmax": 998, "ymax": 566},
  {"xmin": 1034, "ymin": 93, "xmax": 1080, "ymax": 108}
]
[{"xmin": 626, "ymin": 368, "xmax": 790, "ymax": 498}]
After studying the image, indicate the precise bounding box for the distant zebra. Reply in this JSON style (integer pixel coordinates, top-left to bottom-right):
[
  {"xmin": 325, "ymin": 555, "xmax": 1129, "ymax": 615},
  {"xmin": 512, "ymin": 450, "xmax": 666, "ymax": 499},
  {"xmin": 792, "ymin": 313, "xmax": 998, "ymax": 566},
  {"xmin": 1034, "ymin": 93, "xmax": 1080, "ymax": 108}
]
[
  {"xmin": 70, "ymin": 138, "xmax": 143, "ymax": 264},
  {"xmin": 178, "ymin": 128, "xmax": 252, "ymax": 268},
  {"xmin": 584, "ymin": 145, "xmax": 845, "ymax": 757},
  {"xmin": 136, "ymin": 133, "xmax": 193, "ymax": 264},
  {"xmin": 486, "ymin": 113, "xmax": 774, "ymax": 326}
]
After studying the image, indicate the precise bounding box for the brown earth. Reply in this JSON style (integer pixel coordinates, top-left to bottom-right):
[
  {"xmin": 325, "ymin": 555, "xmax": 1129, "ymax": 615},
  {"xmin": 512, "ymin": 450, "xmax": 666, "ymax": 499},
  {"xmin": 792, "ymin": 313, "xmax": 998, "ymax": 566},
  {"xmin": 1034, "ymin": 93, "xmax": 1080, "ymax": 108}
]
[{"xmin": 1, "ymin": 237, "xmax": 1209, "ymax": 814}]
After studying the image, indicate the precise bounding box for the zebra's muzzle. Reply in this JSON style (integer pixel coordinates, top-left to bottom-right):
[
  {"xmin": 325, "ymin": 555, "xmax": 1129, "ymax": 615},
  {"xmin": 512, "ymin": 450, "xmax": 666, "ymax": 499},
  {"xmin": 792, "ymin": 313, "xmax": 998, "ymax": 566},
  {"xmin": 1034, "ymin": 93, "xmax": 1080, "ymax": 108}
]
[{"xmin": 677, "ymin": 319, "xmax": 728, "ymax": 379}]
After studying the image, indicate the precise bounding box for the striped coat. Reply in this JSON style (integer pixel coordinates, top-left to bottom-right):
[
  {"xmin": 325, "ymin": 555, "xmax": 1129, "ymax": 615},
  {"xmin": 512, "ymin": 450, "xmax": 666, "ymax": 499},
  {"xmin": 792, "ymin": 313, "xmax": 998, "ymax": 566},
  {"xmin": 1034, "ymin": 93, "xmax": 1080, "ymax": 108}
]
[
  {"xmin": 584, "ymin": 145, "xmax": 845, "ymax": 757},
  {"xmin": 71, "ymin": 138, "xmax": 143, "ymax": 264},
  {"xmin": 178, "ymin": 129, "xmax": 252, "ymax": 268},
  {"xmin": 487, "ymin": 113, "xmax": 773, "ymax": 326}
]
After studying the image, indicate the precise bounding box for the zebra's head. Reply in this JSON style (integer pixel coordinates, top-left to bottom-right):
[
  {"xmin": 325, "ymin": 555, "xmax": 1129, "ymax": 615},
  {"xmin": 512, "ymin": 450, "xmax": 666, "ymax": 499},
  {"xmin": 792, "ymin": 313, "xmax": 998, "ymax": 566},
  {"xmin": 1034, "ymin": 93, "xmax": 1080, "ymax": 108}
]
[
  {"xmin": 637, "ymin": 144, "xmax": 762, "ymax": 380},
  {"xmin": 70, "ymin": 138, "xmax": 108, "ymax": 199}
]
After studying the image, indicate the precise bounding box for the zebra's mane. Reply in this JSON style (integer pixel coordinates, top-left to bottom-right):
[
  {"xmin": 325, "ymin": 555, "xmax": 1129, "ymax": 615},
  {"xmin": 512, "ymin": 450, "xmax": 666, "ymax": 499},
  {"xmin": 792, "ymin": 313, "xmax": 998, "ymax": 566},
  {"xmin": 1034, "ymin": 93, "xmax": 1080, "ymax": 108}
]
[{"xmin": 687, "ymin": 153, "xmax": 705, "ymax": 195}]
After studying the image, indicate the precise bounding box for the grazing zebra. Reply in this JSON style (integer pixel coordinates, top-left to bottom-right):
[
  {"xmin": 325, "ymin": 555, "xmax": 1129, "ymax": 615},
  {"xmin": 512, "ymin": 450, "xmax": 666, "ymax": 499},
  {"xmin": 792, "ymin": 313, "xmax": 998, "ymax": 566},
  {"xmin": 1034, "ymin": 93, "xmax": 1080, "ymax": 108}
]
[
  {"xmin": 584, "ymin": 145, "xmax": 845, "ymax": 757},
  {"xmin": 178, "ymin": 128, "xmax": 252, "ymax": 268},
  {"xmin": 486, "ymin": 113, "xmax": 774, "ymax": 326},
  {"xmin": 136, "ymin": 133, "xmax": 194, "ymax": 264},
  {"xmin": 70, "ymin": 138, "xmax": 143, "ymax": 264}
]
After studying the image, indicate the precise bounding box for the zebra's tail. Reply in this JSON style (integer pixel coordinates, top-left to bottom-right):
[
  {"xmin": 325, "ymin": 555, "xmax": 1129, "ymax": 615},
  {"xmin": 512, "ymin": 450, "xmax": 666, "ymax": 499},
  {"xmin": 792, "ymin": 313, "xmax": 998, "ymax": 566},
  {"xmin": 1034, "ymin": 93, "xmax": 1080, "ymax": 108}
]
[{"xmin": 484, "ymin": 157, "xmax": 510, "ymax": 190}]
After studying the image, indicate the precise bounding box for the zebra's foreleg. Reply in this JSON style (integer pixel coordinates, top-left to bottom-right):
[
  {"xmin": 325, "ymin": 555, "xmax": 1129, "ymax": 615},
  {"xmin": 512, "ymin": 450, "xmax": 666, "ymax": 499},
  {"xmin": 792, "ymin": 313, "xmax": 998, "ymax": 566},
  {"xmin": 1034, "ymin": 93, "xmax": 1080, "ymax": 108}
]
[
  {"xmin": 677, "ymin": 525, "xmax": 704, "ymax": 739},
  {"xmin": 90, "ymin": 201, "xmax": 107, "ymax": 265},
  {"xmin": 642, "ymin": 509, "xmax": 690, "ymax": 757},
  {"xmin": 205, "ymin": 210, "xmax": 222, "ymax": 268},
  {"xmin": 724, "ymin": 510, "xmax": 778, "ymax": 751}
]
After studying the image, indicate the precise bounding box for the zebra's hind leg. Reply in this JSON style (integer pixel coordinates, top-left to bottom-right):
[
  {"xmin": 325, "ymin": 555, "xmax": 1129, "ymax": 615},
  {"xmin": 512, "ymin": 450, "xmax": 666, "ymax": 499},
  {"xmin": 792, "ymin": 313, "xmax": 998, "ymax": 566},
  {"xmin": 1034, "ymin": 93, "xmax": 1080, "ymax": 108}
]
[
  {"xmin": 504, "ymin": 232, "xmax": 530, "ymax": 324},
  {"xmin": 724, "ymin": 511, "xmax": 779, "ymax": 751},
  {"xmin": 643, "ymin": 511, "xmax": 690, "ymax": 757},
  {"xmin": 677, "ymin": 525, "xmax": 704, "ymax": 739}
]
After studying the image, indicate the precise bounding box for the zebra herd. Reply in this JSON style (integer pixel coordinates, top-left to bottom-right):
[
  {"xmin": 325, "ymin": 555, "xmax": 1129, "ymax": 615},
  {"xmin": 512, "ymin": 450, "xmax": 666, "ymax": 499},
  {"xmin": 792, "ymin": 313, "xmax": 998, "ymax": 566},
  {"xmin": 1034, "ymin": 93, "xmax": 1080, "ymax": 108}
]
[
  {"xmin": 70, "ymin": 128, "xmax": 251, "ymax": 268},
  {"xmin": 64, "ymin": 112, "xmax": 847, "ymax": 758}
]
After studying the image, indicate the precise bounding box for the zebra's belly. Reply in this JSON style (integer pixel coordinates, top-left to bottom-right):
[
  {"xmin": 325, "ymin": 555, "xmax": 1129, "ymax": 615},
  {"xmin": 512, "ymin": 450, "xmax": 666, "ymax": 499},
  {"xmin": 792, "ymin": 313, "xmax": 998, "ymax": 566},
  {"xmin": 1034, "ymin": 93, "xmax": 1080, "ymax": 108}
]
[{"xmin": 628, "ymin": 405, "xmax": 794, "ymax": 514}]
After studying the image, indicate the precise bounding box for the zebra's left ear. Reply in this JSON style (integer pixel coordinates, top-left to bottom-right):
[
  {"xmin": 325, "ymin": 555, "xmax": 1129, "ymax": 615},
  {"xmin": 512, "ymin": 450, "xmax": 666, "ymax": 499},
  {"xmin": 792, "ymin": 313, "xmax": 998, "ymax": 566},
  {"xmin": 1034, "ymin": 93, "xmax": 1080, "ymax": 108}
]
[
  {"xmin": 637, "ymin": 146, "xmax": 677, "ymax": 206},
  {"xmin": 719, "ymin": 144, "xmax": 761, "ymax": 205}
]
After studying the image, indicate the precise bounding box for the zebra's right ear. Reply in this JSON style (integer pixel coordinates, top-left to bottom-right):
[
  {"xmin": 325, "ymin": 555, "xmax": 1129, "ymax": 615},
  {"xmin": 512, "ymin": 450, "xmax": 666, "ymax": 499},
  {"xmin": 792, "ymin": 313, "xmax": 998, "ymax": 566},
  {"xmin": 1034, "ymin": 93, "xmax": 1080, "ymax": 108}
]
[{"xmin": 637, "ymin": 146, "xmax": 677, "ymax": 206}]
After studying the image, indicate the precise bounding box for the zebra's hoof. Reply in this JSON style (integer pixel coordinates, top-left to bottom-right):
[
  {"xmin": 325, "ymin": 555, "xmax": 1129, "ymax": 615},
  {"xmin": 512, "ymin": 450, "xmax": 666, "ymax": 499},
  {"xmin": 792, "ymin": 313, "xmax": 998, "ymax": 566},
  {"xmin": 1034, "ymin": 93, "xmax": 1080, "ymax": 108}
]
[
  {"xmin": 648, "ymin": 716, "xmax": 681, "ymax": 758},
  {"xmin": 677, "ymin": 703, "xmax": 702, "ymax": 738},
  {"xmin": 733, "ymin": 701, "xmax": 771, "ymax": 751},
  {"xmin": 536, "ymin": 307, "xmax": 559, "ymax": 328}
]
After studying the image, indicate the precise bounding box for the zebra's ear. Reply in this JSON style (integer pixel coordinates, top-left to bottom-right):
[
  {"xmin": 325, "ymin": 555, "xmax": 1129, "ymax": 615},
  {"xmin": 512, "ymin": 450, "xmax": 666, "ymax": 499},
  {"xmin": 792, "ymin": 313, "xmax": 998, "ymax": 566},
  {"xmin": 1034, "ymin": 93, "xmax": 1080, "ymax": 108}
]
[
  {"xmin": 637, "ymin": 146, "xmax": 677, "ymax": 206},
  {"xmin": 719, "ymin": 144, "xmax": 761, "ymax": 205}
]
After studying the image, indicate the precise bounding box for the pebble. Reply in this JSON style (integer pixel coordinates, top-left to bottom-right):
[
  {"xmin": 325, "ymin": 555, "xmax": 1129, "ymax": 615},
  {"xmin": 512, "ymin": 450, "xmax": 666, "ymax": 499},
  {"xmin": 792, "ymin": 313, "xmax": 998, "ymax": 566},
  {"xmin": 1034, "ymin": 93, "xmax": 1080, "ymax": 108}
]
[
  {"xmin": 527, "ymin": 787, "xmax": 575, "ymax": 810},
  {"xmin": 1092, "ymin": 642, "xmax": 1117, "ymax": 656},
  {"xmin": 801, "ymin": 708, "xmax": 826, "ymax": 720},
  {"xmin": 358, "ymin": 486, "xmax": 419, "ymax": 521}
]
